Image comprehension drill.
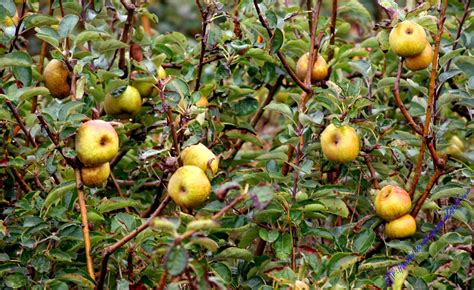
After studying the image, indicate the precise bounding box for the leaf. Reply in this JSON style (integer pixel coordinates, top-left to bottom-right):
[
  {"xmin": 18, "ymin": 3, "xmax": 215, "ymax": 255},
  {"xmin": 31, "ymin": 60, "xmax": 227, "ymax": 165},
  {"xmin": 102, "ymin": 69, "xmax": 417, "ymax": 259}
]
[
  {"xmin": 57, "ymin": 273, "xmax": 95, "ymax": 288},
  {"xmin": 270, "ymin": 28, "xmax": 283, "ymax": 54},
  {"xmin": 0, "ymin": 52, "xmax": 31, "ymax": 68},
  {"xmin": 187, "ymin": 237, "xmax": 219, "ymax": 252},
  {"xmin": 259, "ymin": 228, "xmax": 279, "ymax": 243},
  {"xmin": 338, "ymin": 0, "xmax": 372, "ymax": 21},
  {"xmin": 250, "ymin": 185, "xmax": 274, "ymax": 210},
  {"xmin": 320, "ymin": 198, "xmax": 349, "ymax": 218},
  {"xmin": 353, "ymin": 229, "xmax": 375, "ymax": 254},
  {"xmin": 4, "ymin": 273, "xmax": 27, "ymax": 288},
  {"xmin": 75, "ymin": 30, "xmax": 109, "ymax": 44},
  {"xmin": 274, "ymin": 232, "xmax": 292, "ymax": 259},
  {"xmin": 24, "ymin": 14, "xmax": 59, "ymax": 29},
  {"xmin": 185, "ymin": 219, "xmax": 219, "ymax": 231},
  {"xmin": 58, "ymin": 101, "xmax": 85, "ymax": 121},
  {"xmin": 264, "ymin": 102, "xmax": 293, "ymax": 120},
  {"xmin": 327, "ymin": 253, "xmax": 361, "ymax": 276},
  {"xmin": 438, "ymin": 70, "xmax": 462, "ymax": 86},
  {"xmin": 96, "ymin": 198, "xmax": 140, "ymax": 213},
  {"xmin": 166, "ymin": 246, "xmax": 188, "ymax": 275},
  {"xmin": 59, "ymin": 15, "xmax": 79, "ymax": 39},
  {"xmin": 10, "ymin": 86, "xmax": 50, "ymax": 102},
  {"xmin": 41, "ymin": 181, "xmax": 76, "ymax": 216},
  {"xmin": 96, "ymin": 39, "xmax": 128, "ymax": 53},
  {"xmin": 245, "ymin": 48, "xmax": 275, "ymax": 63},
  {"xmin": 226, "ymin": 130, "xmax": 263, "ymax": 147},
  {"xmin": 216, "ymin": 247, "xmax": 253, "ymax": 262},
  {"xmin": 0, "ymin": 0, "xmax": 16, "ymax": 17},
  {"xmin": 11, "ymin": 52, "xmax": 32, "ymax": 87}
]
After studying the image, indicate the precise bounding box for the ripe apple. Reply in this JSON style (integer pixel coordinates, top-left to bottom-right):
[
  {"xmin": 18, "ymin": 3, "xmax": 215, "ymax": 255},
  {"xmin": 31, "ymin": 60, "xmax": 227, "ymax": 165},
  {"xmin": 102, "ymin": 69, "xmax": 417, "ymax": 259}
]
[
  {"xmin": 131, "ymin": 66, "xmax": 167, "ymax": 98},
  {"xmin": 75, "ymin": 120, "xmax": 119, "ymax": 166},
  {"xmin": 320, "ymin": 124, "xmax": 360, "ymax": 163},
  {"xmin": 444, "ymin": 135, "xmax": 464, "ymax": 157},
  {"xmin": 104, "ymin": 85, "xmax": 142, "ymax": 118},
  {"xmin": 374, "ymin": 185, "xmax": 411, "ymax": 221},
  {"xmin": 181, "ymin": 143, "xmax": 219, "ymax": 177},
  {"xmin": 385, "ymin": 214, "xmax": 417, "ymax": 239},
  {"xmin": 296, "ymin": 53, "xmax": 328, "ymax": 82},
  {"xmin": 81, "ymin": 162, "xmax": 110, "ymax": 187},
  {"xmin": 43, "ymin": 59, "xmax": 70, "ymax": 99},
  {"xmin": 389, "ymin": 20, "xmax": 427, "ymax": 57},
  {"xmin": 168, "ymin": 165, "xmax": 211, "ymax": 208},
  {"xmin": 195, "ymin": 95, "xmax": 209, "ymax": 107},
  {"xmin": 405, "ymin": 43, "xmax": 433, "ymax": 71}
]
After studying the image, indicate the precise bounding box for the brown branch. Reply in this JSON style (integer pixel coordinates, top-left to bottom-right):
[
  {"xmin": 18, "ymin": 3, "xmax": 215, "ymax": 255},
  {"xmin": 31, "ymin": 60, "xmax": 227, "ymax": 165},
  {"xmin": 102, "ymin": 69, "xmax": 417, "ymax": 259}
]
[
  {"xmin": 327, "ymin": 0, "xmax": 338, "ymax": 63},
  {"xmin": 11, "ymin": 167, "xmax": 32, "ymax": 193},
  {"xmin": 411, "ymin": 168, "xmax": 443, "ymax": 217},
  {"xmin": 5, "ymin": 99, "xmax": 38, "ymax": 147},
  {"xmin": 157, "ymin": 80, "xmax": 181, "ymax": 162},
  {"xmin": 253, "ymin": 0, "xmax": 311, "ymax": 93},
  {"xmin": 364, "ymin": 154, "xmax": 380, "ymax": 190},
  {"xmin": 393, "ymin": 60, "xmax": 423, "ymax": 135},
  {"xmin": 96, "ymin": 194, "xmax": 171, "ymax": 290},
  {"xmin": 281, "ymin": 144, "xmax": 294, "ymax": 176},
  {"xmin": 409, "ymin": 0, "xmax": 448, "ymax": 197},
  {"xmin": 8, "ymin": 0, "xmax": 27, "ymax": 53},
  {"xmin": 194, "ymin": 0, "xmax": 209, "ymax": 92},
  {"xmin": 353, "ymin": 214, "xmax": 376, "ymax": 233},
  {"xmin": 118, "ymin": 0, "xmax": 137, "ymax": 76},
  {"xmin": 74, "ymin": 168, "xmax": 95, "ymax": 280}
]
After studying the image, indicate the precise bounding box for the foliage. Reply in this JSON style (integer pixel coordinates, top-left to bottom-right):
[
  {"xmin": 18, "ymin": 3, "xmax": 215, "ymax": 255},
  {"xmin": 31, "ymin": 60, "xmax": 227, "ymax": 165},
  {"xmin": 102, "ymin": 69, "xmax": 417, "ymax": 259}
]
[{"xmin": 0, "ymin": 0, "xmax": 473, "ymax": 289}]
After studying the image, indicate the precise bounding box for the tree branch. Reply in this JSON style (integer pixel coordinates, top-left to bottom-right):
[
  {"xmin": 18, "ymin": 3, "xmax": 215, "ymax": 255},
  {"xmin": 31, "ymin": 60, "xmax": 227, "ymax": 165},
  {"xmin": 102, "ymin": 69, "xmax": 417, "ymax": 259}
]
[
  {"xmin": 194, "ymin": 0, "xmax": 209, "ymax": 92},
  {"xmin": 411, "ymin": 168, "xmax": 443, "ymax": 217},
  {"xmin": 8, "ymin": 0, "xmax": 27, "ymax": 53},
  {"xmin": 327, "ymin": 0, "xmax": 338, "ymax": 63},
  {"xmin": 364, "ymin": 154, "xmax": 380, "ymax": 190},
  {"xmin": 5, "ymin": 99, "xmax": 38, "ymax": 147},
  {"xmin": 118, "ymin": 0, "xmax": 137, "ymax": 77}
]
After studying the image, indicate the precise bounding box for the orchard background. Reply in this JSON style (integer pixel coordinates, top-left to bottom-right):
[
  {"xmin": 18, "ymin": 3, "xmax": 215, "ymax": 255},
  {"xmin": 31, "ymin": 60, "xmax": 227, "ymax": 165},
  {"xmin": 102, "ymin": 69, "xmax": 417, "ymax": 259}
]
[{"xmin": 0, "ymin": 0, "xmax": 473, "ymax": 289}]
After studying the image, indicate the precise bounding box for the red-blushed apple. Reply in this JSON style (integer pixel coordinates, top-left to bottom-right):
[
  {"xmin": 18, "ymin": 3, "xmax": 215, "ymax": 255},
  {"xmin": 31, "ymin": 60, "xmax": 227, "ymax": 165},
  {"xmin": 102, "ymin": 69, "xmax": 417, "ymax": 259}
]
[
  {"xmin": 385, "ymin": 214, "xmax": 417, "ymax": 239},
  {"xmin": 75, "ymin": 120, "xmax": 119, "ymax": 166},
  {"xmin": 320, "ymin": 124, "xmax": 360, "ymax": 163},
  {"xmin": 375, "ymin": 185, "xmax": 411, "ymax": 221},
  {"xmin": 168, "ymin": 165, "xmax": 211, "ymax": 209}
]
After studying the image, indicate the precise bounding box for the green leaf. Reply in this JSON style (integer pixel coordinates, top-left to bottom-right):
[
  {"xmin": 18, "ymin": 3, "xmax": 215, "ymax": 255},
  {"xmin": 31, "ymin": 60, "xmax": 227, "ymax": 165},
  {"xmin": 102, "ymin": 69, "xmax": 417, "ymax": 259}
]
[
  {"xmin": 270, "ymin": 28, "xmax": 283, "ymax": 54},
  {"xmin": 216, "ymin": 247, "xmax": 253, "ymax": 262},
  {"xmin": 245, "ymin": 48, "xmax": 275, "ymax": 63},
  {"xmin": 320, "ymin": 198, "xmax": 349, "ymax": 218},
  {"xmin": 274, "ymin": 232, "xmax": 292, "ymax": 259},
  {"xmin": 338, "ymin": 0, "xmax": 372, "ymax": 21},
  {"xmin": 327, "ymin": 253, "xmax": 361, "ymax": 276},
  {"xmin": 10, "ymin": 86, "xmax": 50, "ymax": 101},
  {"xmin": 226, "ymin": 130, "xmax": 263, "ymax": 147},
  {"xmin": 75, "ymin": 30, "xmax": 109, "ymax": 44},
  {"xmin": 57, "ymin": 273, "xmax": 95, "ymax": 288},
  {"xmin": 24, "ymin": 14, "xmax": 59, "ymax": 29},
  {"xmin": 96, "ymin": 39, "xmax": 128, "ymax": 53},
  {"xmin": 250, "ymin": 186, "xmax": 274, "ymax": 210},
  {"xmin": 0, "ymin": 52, "xmax": 31, "ymax": 68},
  {"xmin": 264, "ymin": 102, "xmax": 293, "ymax": 120},
  {"xmin": 187, "ymin": 237, "xmax": 219, "ymax": 252},
  {"xmin": 4, "ymin": 273, "xmax": 27, "ymax": 288},
  {"xmin": 0, "ymin": 0, "xmax": 16, "ymax": 17},
  {"xmin": 59, "ymin": 15, "xmax": 79, "ymax": 39},
  {"xmin": 259, "ymin": 228, "xmax": 279, "ymax": 243},
  {"xmin": 353, "ymin": 229, "xmax": 375, "ymax": 254},
  {"xmin": 166, "ymin": 246, "xmax": 188, "ymax": 275},
  {"xmin": 96, "ymin": 198, "xmax": 140, "ymax": 213},
  {"xmin": 41, "ymin": 181, "xmax": 76, "ymax": 216}
]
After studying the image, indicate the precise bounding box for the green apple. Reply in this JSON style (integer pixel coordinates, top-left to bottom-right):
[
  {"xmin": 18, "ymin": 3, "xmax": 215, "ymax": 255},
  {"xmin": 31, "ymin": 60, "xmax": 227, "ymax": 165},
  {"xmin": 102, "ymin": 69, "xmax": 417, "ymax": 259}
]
[
  {"xmin": 385, "ymin": 214, "xmax": 417, "ymax": 239},
  {"xmin": 104, "ymin": 85, "xmax": 142, "ymax": 118},
  {"xmin": 375, "ymin": 185, "xmax": 411, "ymax": 221},
  {"xmin": 43, "ymin": 59, "xmax": 70, "ymax": 99},
  {"xmin": 168, "ymin": 165, "xmax": 211, "ymax": 208},
  {"xmin": 320, "ymin": 124, "xmax": 360, "ymax": 163},
  {"xmin": 296, "ymin": 53, "xmax": 328, "ymax": 82},
  {"xmin": 444, "ymin": 135, "xmax": 464, "ymax": 157},
  {"xmin": 131, "ymin": 66, "xmax": 167, "ymax": 98},
  {"xmin": 405, "ymin": 43, "xmax": 433, "ymax": 71},
  {"xmin": 81, "ymin": 162, "xmax": 110, "ymax": 187},
  {"xmin": 75, "ymin": 120, "xmax": 119, "ymax": 166},
  {"xmin": 181, "ymin": 143, "xmax": 219, "ymax": 177},
  {"xmin": 389, "ymin": 20, "xmax": 427, "ymax": 57}
]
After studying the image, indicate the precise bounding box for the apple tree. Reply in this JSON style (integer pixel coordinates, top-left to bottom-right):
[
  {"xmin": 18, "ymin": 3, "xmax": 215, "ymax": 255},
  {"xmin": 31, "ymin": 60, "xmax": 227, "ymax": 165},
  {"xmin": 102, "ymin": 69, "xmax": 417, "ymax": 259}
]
[{"xmin": 0, "ymin": 0, "xmax": 473, "ymax": 289}]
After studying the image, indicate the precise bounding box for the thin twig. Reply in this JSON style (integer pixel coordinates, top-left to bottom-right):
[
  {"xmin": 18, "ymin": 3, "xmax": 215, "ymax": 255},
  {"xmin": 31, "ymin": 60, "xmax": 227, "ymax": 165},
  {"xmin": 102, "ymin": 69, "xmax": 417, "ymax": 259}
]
[
  {"xmin": 11, "ymin": 167, "xmax": 32, "ymax": 193},
  {"xmin": 411, "ymin": 168, "xmax": 443, "ymax": 217},
  {"xmin": 118, "ymin": 0, "xmax": 137, "ymax": 76},
  {"xmin": 364, "ymin": 154, "xmax": 380, "ymax": 190},
  {"xmin": 157, "ymin": 80, "xmax": 181, "ymax": 162},
  {"xmin": 194, "ymin": 0, "xmax": 209, "ymax": 92},
  {"xmin": 5, "ymin": 99, "xmax": 38, "ymax": 147},
  {"xmin": 74, "ymin": 168, "xmax": 95, "ymax": 280},
  {"xmin": 409, "ymin": 0, "xmax": 448, "ymax": 197},
  {"xmin": 8, "ymin": 0, "xmax": 27, "ymax": 53},
  {"xmin": 327, "ymin": 0, "xmax": 338, "ymax": 64}
]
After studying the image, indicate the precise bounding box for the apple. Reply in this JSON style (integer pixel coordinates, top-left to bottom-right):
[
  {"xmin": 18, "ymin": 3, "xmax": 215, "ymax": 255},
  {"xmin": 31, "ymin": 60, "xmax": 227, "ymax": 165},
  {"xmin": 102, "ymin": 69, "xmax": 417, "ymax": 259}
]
[
  {"xmin": 389, "ymin": 20, "xmax": 427, "ymax": 57},
  {"xmin": 168, "ymin": 165, "xmax": 211, "ymax": 208},
  {"xmin": 131, "ymin": 66, "xmax": 166, "ymax": 98},
  {"xmin": 444, "ymin": 135, "xmax": 464, "ymax": 157},
  {"xmin": 81, "ymin": 162, "xmax": 110, "ymax": 187},
  {"xmin": 195, "ymin": 95, "xmax": 209, "ymax": 107},
  {"xmin": 75, "ymin": 120, "xmax": 119, "ymax": 166},
  {"xmin": 43, "ymin": 59, "xmax": 70, "ymax": 99},
  {"xmin": 374, "ymin": 185, "xmax": 411, "ymax": 221},
  {"xmin": 320, "ymin": 124, "xmax": 360, "ymax": 163},
  {"xmin": 104, "ymin": 85, "xmax": 142, "ymax": 118},
  {"xmin": 296, "ymin": 53, "xmax": 328, "ymax": 82},
  {"xmin": 181, "ymin": 143, "xmax": 219, "ymax": 177},
  {"xmin": 294, "ymin": 280, "xmax": 309, "ymax": 290},
  {"xmin": 385, "ymin": 214, "xmax": 417, "ymax": 239},
  {"xmin": 405, "ymin": 43, "xmax": 433, "ymax": 71}
]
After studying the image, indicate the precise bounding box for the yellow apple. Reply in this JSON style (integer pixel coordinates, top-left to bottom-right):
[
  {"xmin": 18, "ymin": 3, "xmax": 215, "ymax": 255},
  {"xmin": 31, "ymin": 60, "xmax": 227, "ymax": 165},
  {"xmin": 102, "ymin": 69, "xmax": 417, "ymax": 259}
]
[
  {"xmin": 389, "ymin": 20, "xmax": 427, "ymax": 57},
  {"xmin": 294, "ymin": 280, "xmax": 309, "ymax": 290},
  {"xmin": 296, "ymin": 53, "xmax": 328, "ymax": 82},
  {"xmin": 320, "ymin": 124, "xmax": 360, "ymax": 163},
  {"xmin": 181, "ymin": 143, "xmax": 219, "ymax": 177},
  {"xmin": 196, "ymin": 95, "xmax": 209, "ymax": 107},
  {"xmin": 444, "ymin": 136, "xmax": 465, "ymax": 157},
  {"xmin": 385, "ymin": 214, "xmax": 417, "ymax": 239},
  {"xmin": 168, "ymin": 165, "xmax": 211, "ymax": 208},
  {"xmin": 43, "ymin": 59, "xmax": 70, "ymax": 99},
  {"xmin": 374, "ymin": 185, "xmax": 411, "ymax": 221},
  {"xmin": 104, "ymin": 85, "xmax": 142, "ymax": 118},
  {"xmin": 75, "ymin": 120, "xmax": 119, "ymax": 166},
  {"xmin": 81, "ymin": 162, "xmax": 110, "ymax": 187},
  {"xmin": 405, "ymin": 43, "xmax": 433, "ymax": 71}
]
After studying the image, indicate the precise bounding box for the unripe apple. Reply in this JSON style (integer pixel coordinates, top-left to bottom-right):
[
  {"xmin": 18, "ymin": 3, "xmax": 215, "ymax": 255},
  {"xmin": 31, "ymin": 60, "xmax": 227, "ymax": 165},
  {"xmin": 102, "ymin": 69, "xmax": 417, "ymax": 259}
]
[
  {"xmin": 296, "ymin": 53, "xmax": 328, "ymax": 82},
  {"xmin": 75, "ymin": 120, "xmax": 119, "ymax": 166},
  {"xmin": 81, "ymin": 162, "xmax": 110, "ymax": 187},
  {"xmin": 131, "ymin": 66, "xmax": 167, "ymax": 98},
  {"xmin": 444, "ymin": 136, "xmax": 465, "ymax": 157},
  {"xmin": 374, "ymin": 185, "xmax": 411, "ymax": 221},
  {"xmin": 405, "ymin": 43, "xmax": 433, "ymax": 71},
  {"xmin": 168, "ymin": 165, "xmax": 211, "ymax": 209},
  {"xmin": 389, "ymin": 20, "xmax": 427, "ymax": 57},
  {"xmin": 181, "ymin": 143, "xmax": 219, "ymax": 177},
  {"xmin": 43, "ymin": 59, "xmax": 70, "ymax": 99},
  {"xmin": 320, "ymin": 124, "xmax": 360, "ymax": 163},
  {"xmin": 385, "ymin": 214, "xmax": 417, "ymax": 239},
  {"xmin": 104, "ymin": 85, "xmax": 142, "ymax": 118}
]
